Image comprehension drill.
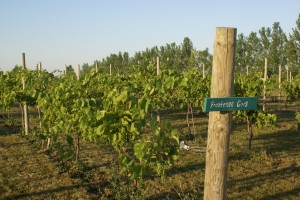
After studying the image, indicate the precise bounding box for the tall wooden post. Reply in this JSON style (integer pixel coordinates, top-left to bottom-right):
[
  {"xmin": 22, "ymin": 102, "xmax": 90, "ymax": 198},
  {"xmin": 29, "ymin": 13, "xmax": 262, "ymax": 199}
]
[
  {"xmin": 286, "ymin": 65, "xmax": 289, "ymax": 81},
  {"xmin": 157, "ymin": 56, "xmax": 160, "ymax": 76},
  {"xmin": 64, "ymin": 64, "xmax": 67, "ymax": 75},
  {"xmin": 156, "ymin": 56, "xmax": 161, "ymax": 122},
  {"xmin": 77, "ymin": 64, "xmax": 80, "ymax": 80},
  {"xmin": 263, "ymin": 58, "xmax": 268, "ymax": 112},
  {"xmin": 204, "ymin": 27, "xmax": 236, "ymax": 200},
  {"xmin": 203, "ymin": 63, "xmax": 206, "ymax": 79},
  {"xmin": 290, "ymin": 71, "xmax": 292, "ymax": 82},
  {"xmin": 279, "ymin": 65, "xmax": 282, "ymax": 101},
  {"xmin": 21, "ymin": 53, "xmax": 29, "ymax": 135},
  {"xmin": 96, "ymin": 62, "xmax": 98, "ymax": 73},
  {"xmin": 110, "ymin": 64, "xmax": 112, "ymax": 75}
]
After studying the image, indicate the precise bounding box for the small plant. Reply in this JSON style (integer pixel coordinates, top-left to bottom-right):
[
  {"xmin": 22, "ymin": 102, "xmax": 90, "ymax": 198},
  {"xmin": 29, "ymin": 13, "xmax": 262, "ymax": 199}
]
[{"xmin": 108, "ymin": 162, "xmax": 146, "ymax": 200}]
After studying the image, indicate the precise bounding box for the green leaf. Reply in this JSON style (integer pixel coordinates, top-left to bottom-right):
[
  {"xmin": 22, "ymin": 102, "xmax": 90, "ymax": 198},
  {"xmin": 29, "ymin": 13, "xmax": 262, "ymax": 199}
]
[
  {"xmin": 134, "ymin": 141, "xmax": 145, "ymax": 161},
  {"xmin": 170, "ymin": 129, "xmax": 179, "ymax": 143}
]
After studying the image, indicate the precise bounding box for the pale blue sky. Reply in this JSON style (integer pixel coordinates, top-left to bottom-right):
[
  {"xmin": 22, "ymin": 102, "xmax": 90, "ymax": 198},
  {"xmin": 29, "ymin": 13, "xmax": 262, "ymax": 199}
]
[{"xmin": 0, "ymin": 0, "xmax": 299, "ymax": 72}]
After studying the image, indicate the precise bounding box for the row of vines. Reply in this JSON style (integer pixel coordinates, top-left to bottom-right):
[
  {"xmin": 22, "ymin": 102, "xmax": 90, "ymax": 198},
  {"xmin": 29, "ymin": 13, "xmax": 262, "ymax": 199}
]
[{"xmin": 1, "ymin": 64, "xmax": 300, "ymax": 181}]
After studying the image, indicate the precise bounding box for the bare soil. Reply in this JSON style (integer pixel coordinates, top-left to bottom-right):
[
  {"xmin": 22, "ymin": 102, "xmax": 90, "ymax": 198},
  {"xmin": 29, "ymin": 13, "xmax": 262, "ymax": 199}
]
[{"xmin": 0, "ymin": 101, "xmax": 300, "ymax": 199}]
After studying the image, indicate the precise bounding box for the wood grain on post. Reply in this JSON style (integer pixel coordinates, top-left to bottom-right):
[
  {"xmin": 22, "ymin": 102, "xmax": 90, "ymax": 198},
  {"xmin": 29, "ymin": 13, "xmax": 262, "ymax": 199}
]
[
  {"xmin": 204, "ymin": 27, "xmax": 236, "ymax": 200},
  {"xmin": 21, "ymin": 53, "xmax": 29, "ymax": 135}
]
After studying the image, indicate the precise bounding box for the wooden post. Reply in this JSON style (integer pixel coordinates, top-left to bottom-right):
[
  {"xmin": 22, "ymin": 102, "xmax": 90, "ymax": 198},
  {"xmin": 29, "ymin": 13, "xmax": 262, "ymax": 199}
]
[
  {"xmin": 246, "ymin": 65, "xmax": 249, "ymax": 76},
  {"xmin": 65, "ymin": 64, "xmax": 67, "ymax": 75},
  {"xmin": 77, "ymin": 64, "xmax": 80, "ymax": 80},
  {"xmin": 263, "ymin": 58, "xmax": 268, "ymax": 112},
  {"xmin": 96, "ymin": 62, "xmax": 98, "ymax": 73},
  {"xmin": 290, "ymin": 71, "xmax": 292, "ymax": 82},
  {"xmin": 157, "ymin": 56, "xmax": 160, "ymax": 76},
  {"xmin": 37, "ymin": 64, "xmax": 43, "ymax": 130},
  {"xmin": 157, "ymin": 56, "xmax": 161, "ymax": 122},
  {"xmin": 279, "ymin": 64, "xmax": 281, "ymax": 101},
  {"xmin": 204, "ymin": 27, "xmax": 236, "ymax": 200},
  {"xmin": 109, "ymin": 64, "xmax": 111, "ymax": 75},
  {"xmin": 21, "ymin": 53, "xmax": 29, "ymax": 135},
  {"xmin": 286, "ymin": 65, "xmax": 289, "ymax": 81},
  {"xmin": 203, "ymin": 63, "xmax": 206, "ymax": 79}
]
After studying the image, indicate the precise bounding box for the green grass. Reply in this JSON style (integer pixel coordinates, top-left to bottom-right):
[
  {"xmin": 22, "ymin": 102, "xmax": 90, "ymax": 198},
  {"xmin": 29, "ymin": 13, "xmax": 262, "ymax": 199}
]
[{"xmin": 0, "ymin": 102, "xmax": 300, "ymax": 199}]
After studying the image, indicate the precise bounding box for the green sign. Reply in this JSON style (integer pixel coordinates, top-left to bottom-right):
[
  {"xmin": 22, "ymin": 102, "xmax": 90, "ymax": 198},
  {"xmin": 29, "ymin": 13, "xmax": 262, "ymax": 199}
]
[{"xmin": 204, "ymin": 97, "xmax": 257, "ymax": 112}]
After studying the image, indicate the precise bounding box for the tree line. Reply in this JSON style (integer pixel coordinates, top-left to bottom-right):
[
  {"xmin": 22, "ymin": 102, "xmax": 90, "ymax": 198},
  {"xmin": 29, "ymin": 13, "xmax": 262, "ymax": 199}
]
[{"xmin": 63, "ymin": 14, "xmax": 300, "ymax": 78}]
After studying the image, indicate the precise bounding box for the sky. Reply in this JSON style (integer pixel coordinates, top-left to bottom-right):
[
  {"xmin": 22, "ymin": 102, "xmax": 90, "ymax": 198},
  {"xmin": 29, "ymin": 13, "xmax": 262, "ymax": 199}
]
[{"xmin": 0, "ymin": 0, "xmax": 299, "ymax": 72}]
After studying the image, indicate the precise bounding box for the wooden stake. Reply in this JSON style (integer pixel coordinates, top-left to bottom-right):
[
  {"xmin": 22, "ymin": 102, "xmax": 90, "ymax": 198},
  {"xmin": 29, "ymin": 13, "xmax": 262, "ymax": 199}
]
[
  {"xmin": 21, "ymin": 53, "xmax": 29, "ymax": 135},
  {"xmin": 110, "ymin": 64, "xmax": 112, "ymax": 75},
  {"xmin": 290, "ymin": 71, "xmax": 292, "ymax": 82},
  {"xmin": 204, "ymin": 27, "xmax": 236, "ymax": 200},
  {"xmin": 96, "ymin": 62, "xmax": 98, "ymax": 73},
  {"xmin": 286, "ymin": 65, "xmax": 289, "ymax": 81},
  {"xmin": 246, "ymin": 65, "xmax": 249, "ymax": 76},
  {"xmin": 37, "ymin": 64, "xmax": 43, "ymax": 138},
  {"xmin": 279, "ymin": 64, "xmax": 281, "ymax": 101},
  {"xmin": 263, "ymin": 58, "xmax": 267, "ymax": 112},
  {"xmin": 156, "ymin": 56, "xmax": 161, "ymax": 122},
  {"xmin": 77, "ymin": 64, "xmax": 80, "ymax": 80},
  {"xmin": 203, "ymin": 63, "xmax": 206, "ymax": 79},
  {"xmin": 157, "ymin": 56, "xmax": 160, "ymax": 76}
]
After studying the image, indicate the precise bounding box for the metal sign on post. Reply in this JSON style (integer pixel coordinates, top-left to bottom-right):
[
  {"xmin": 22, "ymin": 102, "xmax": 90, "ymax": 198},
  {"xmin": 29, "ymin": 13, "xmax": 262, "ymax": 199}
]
[{"xmin": 204, "ymin": 97, "xmax": 258, "ymax": 112}]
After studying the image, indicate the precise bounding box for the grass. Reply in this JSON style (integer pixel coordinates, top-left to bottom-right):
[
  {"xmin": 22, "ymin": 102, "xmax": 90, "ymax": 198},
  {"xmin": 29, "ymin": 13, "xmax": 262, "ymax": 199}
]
[
  {"xmin": 0, "ymin": 101, "xmax": 300, "ymax": 199},
  {"xmin": 0, "ymin": 131, "xmax": 89, "ymax": 199}
]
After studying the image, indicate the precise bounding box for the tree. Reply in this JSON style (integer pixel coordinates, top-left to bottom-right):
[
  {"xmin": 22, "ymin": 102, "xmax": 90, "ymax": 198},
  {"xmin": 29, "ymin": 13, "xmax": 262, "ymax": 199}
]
[
  {"xmin": 197, "ymin": 48, "xmax": 212, "ymax": 74},
  {"xmin": 236, "ymin": 33, "xmax": 247, "ymax": 73},
  {"xmin": 181, "ymin": 37, "xmax": 193, "ymax": 70},
  {"xmin": 81, "ymin": 63, "xmax": 92, "ymax": 77},
  {"xmin": 161, "ymin": 42, "xmax": 181, "ymax": 70},
  {"xmin": 65, "ymin": 65, "xmax": 76, "ymax": 76},
  {"xmin": 259, "ymin": 27, "xmax": 271, "ymax": 57},
  {"xmin": 268, "ymin": 22, "xmax": 287, "ymax": 75},
  {"xmin": 245, "ymin": 32, "xmax": 263, "ymax": 72},
  {"xmin": 289, "ymin": 14, "xmax": 300, "ymax": 75}
]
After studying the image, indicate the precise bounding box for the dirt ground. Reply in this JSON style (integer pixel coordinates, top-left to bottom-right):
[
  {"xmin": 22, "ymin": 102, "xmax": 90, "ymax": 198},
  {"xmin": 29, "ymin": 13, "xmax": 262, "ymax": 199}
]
[
  {"xmin": 0, "ymin": 126, "xmax": 89, "ymax": 200},
  {"xmin": 0, "ymin": 101, "xmax": 300, "ymax": 199}
]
